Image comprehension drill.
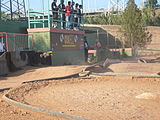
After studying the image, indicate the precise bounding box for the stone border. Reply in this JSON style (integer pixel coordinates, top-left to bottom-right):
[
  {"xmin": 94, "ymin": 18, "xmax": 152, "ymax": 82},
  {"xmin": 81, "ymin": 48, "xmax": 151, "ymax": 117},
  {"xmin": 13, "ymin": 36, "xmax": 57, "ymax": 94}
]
[
  {"xmin": 91, "ymin": 72, "xmax": 160, "ymax": 78},
  {"xmin": 22, "ymin": 72, "xmax": 80, "ymax": 84},
  {"xmin": 0, "ymin": 88, "xmax": 10, "ymax": 92},
  {"xmin": 2, "ymin": 94, "xmax": 90, "ymax": 120},
  {"xmin": 22, "ymin": 63, "xmax": 101, "ymax": 84},
  {"xmin": 2, "ymin": 66, "xmax": 92, "ymax": 120},
  {"xmin": 3, "ymin": 62, "xmax": 160, "ymax": 120}
]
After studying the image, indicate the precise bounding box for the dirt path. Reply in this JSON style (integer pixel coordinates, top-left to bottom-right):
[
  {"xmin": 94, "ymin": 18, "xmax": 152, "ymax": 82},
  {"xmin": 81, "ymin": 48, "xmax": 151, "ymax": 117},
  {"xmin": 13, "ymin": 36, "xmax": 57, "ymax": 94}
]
[
  {"xmin": 0, "ymin": 65, "xmax": 86, "ymax": 120},
  {"xmin": 1, "ymin": 62, "xmax": 160, "ymax": 120},
  {"xmin": 0, "ymin": 65, "xmax": 86, "ymax": 89},
  {"xmin": 8, "ymin": 77, "xmax": 160, "ymax": 120},
  {"xmin": 90, "ymin": 63, "xmax": 160, "ymax": 76}
]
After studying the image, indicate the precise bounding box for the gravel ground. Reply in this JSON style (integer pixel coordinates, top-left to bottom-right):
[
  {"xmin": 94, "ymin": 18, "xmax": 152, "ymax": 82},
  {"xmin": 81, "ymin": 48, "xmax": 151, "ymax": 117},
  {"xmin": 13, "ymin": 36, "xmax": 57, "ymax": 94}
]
[{"xmin": 7, "ymin": 76, "xmax": 160, "ymax": 120}]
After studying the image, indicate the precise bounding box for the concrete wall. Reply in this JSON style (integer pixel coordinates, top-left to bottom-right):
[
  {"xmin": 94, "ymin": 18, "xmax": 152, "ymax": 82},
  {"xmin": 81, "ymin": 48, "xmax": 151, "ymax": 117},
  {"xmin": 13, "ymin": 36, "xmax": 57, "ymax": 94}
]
[
  {"xmin": 0, "ymin": 51, "xmax": 28, "ymax": 76},
  {"xmin": 28, "ymin": 29, "xmax": 85, "ymax": 65},
  {"xmin": 30, "ymin": 32, "xmax": 51, "ymax": 51},
  {"xmin": 0, "ymin": 53, "xmax": 8, "ymax": 75},
  {"xmin": 0, "ymin": 20, "xmax": 27, "ymax": 33},
  {"xmin": 10, "ymin": 51, "xmax": 28, "ymax": 68},
  {"xmin": 50, "ymin": 32, "xmax": 85, "ymax": 65},
  {"xmin": 52, "ymin": 50, "xmax": 85, "ymax": 66},
  {"xmin": 146, "ymin": 26, "xmax": 160, "ymax": 50},
  {"xmin": 0, "ymin": 51, "xmax": 52, "ymax": 76}
]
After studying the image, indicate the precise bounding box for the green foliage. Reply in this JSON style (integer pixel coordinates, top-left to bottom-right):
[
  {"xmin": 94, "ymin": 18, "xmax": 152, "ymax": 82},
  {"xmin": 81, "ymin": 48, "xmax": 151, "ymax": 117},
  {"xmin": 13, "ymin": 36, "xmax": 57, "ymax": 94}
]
[
  {"xmin": 84, "ymin": 0, "xmax": 160, "ymax": 26},
  {"xmin": 121, "ymin": 0, "xmax": 152, "ymax": 48},
  {"xmin": 84, "ymin": 14, "xmax": 122, "ymax": 25},
  {"xmin": 142, "ymin": 7, "xmax": 153, "ymax": 26},
  {"xmin": 108, "ymin": 14, "xmax": 123, "ymax": 25},
  {"xmin": 142, "ymin": 0, "xmax": 160, "ymax": 26},
  {"xmin": 155, "ymin": 15, "xmax": 160, "ymax": 25},
  {"xmin": 0, "ymin": 11, "xmax": 10, "ymax": 20},
  {"xmin": 97, "ymin": 14, "xmax": 109, "ymax": 25},
  {"xmin": 145, "ymin": 0, "xmax": 160, "ymax": 9},
  {"xmin": 84, "ymin": 14, "xmax": 108, "ymax": 25}
]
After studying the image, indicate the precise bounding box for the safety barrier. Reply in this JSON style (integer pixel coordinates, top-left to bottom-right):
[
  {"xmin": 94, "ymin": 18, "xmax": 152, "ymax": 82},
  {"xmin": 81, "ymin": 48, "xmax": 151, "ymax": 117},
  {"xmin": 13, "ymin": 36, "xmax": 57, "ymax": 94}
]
[
  {"xmin": 28, "ymin": 9, "xmax": 84, "ymax": 29},
  {"xmin": 0, "ymin": 52, "xmax": 8, "ymax": 75},
  {"xmin": 10, "ymin": 51, "xmax": 28, "ymax": 68},
  {"xmin": 0, "ymin": 51, "xmax": 30, "ymax": 76}
]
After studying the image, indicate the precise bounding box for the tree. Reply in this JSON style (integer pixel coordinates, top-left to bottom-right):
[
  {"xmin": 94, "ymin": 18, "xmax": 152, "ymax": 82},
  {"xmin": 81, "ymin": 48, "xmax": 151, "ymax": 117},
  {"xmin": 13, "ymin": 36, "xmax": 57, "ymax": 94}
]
[
  {"xmin": 145, "ymin": 0, "xmax": 160, "ymax": 9},
  {"xmin": 142, "ymin": 7, "xmax": 153, "ymax": 26},
  {"xmin": 84, "ymin": 15, "xmax": 108, "ymax": 25},
  {"xmin": 121, "ymin": 0, "xmax": 152, "ymax": 55},
  {"xmin": 84, "ymin": 14, "xmax": 123, "ymax": 25},
  {"xmin": 143, "ymin": 0, "xmax": 160, "ymax": 26},
  {"xmin": 108, "ymin": 14, "xmax": 123, "ymax": 25}
]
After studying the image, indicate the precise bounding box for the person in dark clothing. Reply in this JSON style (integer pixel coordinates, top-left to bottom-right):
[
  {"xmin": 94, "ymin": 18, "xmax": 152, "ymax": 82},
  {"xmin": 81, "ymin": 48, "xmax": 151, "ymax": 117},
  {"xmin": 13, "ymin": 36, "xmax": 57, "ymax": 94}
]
[
  {"xmin": 51, "ymin": 0, "xmax": 59, "ymax": 28},
  {"xmin": 74, "ymin": 3, "xmax": 79, "ymax": 29},
  {"xmin": 70, "ymin": 1, "xmax": 75, "ymax": 29},
  {"xmin": 58, "ymin": 0, "xmax": 66, "ymax": 29},
  {"xmin": 84, "ymin": 36, "xmax": 89, "ymax": 63},
  {"xmin": 78, "ymin": 5, "xmax": 83, "ymax": 28}
]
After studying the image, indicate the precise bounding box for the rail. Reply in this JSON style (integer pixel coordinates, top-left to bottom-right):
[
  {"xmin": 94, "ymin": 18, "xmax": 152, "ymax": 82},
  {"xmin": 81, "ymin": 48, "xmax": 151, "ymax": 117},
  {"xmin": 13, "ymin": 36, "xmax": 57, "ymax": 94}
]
[{"xmin": 28, "ymin": 9, "xmax": 84, "ymax": 30}]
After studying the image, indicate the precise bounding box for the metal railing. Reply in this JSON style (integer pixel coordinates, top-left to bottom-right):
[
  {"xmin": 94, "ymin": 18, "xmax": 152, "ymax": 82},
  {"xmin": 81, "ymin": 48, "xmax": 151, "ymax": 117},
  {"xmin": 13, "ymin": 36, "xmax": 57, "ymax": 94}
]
[
  {"xmin": 0, "ymin": 32, "xmax": 34, "ymax": 52},
  {"xmin": 28, "ymin": 9, "xmax": 84, "ymax": 29}
]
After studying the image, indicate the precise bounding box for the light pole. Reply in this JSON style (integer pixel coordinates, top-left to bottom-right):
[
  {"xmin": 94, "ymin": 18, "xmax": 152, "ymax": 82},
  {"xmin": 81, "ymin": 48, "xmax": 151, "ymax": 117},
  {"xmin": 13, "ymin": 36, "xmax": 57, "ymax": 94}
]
[
  {"xmin": 142, "ymin": 0, "xmax": 144, "ymax": 8},
  {"xmin": 60, "ymin": 0, "xmax": 63, "ymax": 29},
  {"xmin": 88, "ymin": 0, "xmax": 89, "ymax": 11},
  {"xmin": 81, "ymin": 0, "xmax": 83, "ymax": 13},
  {"xmin": 10, "ymin": 0, "xmax": 13, "ymax": 20},
  {"xmin": 0, "ymin": 0, "xmax": 1, "ymax": 20}
]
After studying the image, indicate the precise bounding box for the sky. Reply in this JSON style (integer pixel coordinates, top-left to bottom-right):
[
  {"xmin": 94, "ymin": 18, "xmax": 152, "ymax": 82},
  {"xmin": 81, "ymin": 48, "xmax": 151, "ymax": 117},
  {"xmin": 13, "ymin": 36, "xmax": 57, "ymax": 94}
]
[{"xmin": 26, "ymin": 0, "xmax": 147, "ymax": 12}]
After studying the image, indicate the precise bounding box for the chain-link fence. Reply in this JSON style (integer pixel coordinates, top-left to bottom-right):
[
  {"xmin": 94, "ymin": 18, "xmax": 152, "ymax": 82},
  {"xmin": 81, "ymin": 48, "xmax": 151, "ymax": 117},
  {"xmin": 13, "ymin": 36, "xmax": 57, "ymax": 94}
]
[
  {"xmin": 0, "ymin": 32, "xmax": 34, "ymax": 52},
  {"xmin": 86, "ymin": 29, "xmax": 132, "ymax": 63}
]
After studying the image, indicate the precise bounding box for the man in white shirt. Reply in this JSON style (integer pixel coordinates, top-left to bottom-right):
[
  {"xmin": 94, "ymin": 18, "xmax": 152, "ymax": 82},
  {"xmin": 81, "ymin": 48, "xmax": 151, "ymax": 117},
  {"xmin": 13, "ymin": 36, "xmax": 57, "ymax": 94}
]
[{"xmin": 0, "ymin": 42, "xmax": 4, "ymax": 52}]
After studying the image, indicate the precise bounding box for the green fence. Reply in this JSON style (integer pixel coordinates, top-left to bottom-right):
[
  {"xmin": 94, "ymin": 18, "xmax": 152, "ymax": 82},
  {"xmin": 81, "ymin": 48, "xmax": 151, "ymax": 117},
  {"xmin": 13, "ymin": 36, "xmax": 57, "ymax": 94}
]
[
  {"xmin": 0, "ymin": 20, "xmax": 27, "ymax": 33},
  {"xmin": 28, "ymin": 9, "xmax": 84, "ymax": 29},
  {"xmin": 0, "ymin": 32, "xmax": 33, "ymax": 52}
]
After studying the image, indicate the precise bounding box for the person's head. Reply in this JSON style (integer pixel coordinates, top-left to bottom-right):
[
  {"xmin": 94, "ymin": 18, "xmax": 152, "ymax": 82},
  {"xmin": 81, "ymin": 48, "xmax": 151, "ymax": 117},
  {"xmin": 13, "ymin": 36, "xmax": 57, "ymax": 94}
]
[
  {"xmin": 79, "ymin": 5, "xmax": 83, "ymax": 9},
  {"xmin": 72, "ymin": 1, "xmax": 75, "ymax": 6},
  {"xmin": 61, "ymin": 0, "xmax": 64, "ymax": 4},
  {"xmin": 84, "ymin": 36, "xmax": 87, "ymax": 41},
  {"xmin": 75, "ymin": 3, "xmax": 79, "ymax": 8},
  {"xmin": 68, "ymin": 1, "xmax": 71, "ymax": 6},
  {"xmin": 54, "ymin": 0, "xmax": 57, "ymax": 3}
]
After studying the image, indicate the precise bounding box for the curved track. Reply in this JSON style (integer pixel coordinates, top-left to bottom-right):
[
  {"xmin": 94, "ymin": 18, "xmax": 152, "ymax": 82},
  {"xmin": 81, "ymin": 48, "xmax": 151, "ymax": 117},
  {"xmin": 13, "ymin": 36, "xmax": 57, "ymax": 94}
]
[{"xmin": 2, "ymin": 62, "xmax": 160, "ymax": 120}]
